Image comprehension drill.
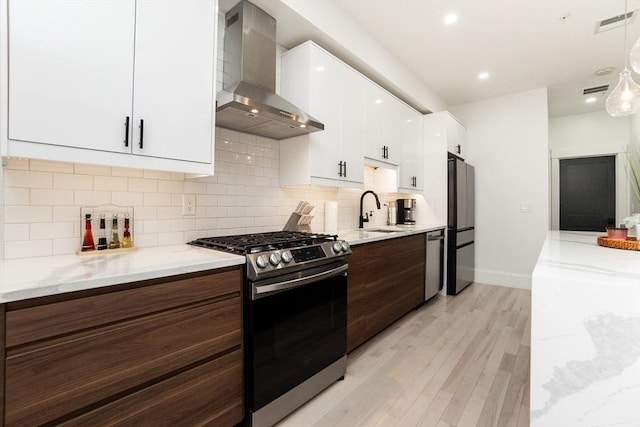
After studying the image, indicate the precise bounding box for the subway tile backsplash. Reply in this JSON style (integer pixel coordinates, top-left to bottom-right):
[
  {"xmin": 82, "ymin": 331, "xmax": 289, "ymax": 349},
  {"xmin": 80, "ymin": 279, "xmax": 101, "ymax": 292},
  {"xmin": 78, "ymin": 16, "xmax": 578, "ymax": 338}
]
[{"xmin": 2, "ymin": 127, "xmax": 411, "ymax": 259}]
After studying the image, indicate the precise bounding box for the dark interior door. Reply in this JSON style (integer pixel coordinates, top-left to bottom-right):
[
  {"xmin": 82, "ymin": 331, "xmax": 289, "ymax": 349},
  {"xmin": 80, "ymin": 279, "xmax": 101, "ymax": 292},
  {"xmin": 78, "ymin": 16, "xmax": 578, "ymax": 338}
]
[{"xmin": 560, "ymin": 156, "xmax": 615, "ymax": 231}]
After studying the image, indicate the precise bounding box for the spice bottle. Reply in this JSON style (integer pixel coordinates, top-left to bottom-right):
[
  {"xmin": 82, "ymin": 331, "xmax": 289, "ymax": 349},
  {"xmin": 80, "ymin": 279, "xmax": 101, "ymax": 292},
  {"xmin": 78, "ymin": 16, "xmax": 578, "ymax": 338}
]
[
  {"xmin": 108, "ymin": 214, "xmax": 120, "ymax": 249},
  {"xmin": 122, "ymin": 213, "xmax": 132, "ymax": 248},
  {"xmin": 97, "ymin": 214, "xmax": 108, "ymax": 250},
  {"xmin": 81, "ymin": 214, "xmax": 96, "ymax": 251}
]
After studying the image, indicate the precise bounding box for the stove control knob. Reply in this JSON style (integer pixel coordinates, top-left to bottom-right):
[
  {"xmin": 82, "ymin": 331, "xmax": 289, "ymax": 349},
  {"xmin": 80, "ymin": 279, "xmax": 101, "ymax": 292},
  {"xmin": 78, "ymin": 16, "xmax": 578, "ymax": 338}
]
[
  {"xmin": 341, "ymin": 241, "xmax": 350, "ymax": 252},
  {"xmin": 269, "ymin": 253, "xmax": 281, "ymax": 266},
  {"xmin": 256, "ymin": 255, "xmax": 269, "ymax": 269},
  {"xmin": 281, "ymin": 250, "xmax": 293, "ymax": 263},
  {"xmin": 332, "ymin": 242, "xmax": 343, "ymax": 253}
]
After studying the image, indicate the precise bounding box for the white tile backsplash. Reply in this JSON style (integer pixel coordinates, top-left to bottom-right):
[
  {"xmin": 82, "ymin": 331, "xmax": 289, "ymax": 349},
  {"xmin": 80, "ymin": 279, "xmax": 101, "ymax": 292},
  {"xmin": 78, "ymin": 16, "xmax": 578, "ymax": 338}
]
[{"xmin": 1, "ymin": 126, "xmax": 420, "ymax": 258}]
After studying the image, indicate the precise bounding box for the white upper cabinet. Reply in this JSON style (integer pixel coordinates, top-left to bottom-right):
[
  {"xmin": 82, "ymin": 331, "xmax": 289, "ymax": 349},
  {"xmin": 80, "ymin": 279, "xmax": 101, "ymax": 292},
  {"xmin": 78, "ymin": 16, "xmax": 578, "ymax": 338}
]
[
  {"xmin": 398, "ymin": 105, "xmax": 424, "ymax": 192},
  {"xmin": 423, "ymin": 111, "xmax": 454, "ymax": 223},
  {"xmin": 2, "ymin": 0, "xmax": 216, "ymax": 174},
  {"xmin": 364, "ymin": 82, "xmax": 400, "ymax": 166},
  {"xmin": 280, "ymin": 41, "xmax": 364, "ymax": 188},
  {"xmin": 443, "ymin": 112, "xmax": 467, "ymax": 158}
]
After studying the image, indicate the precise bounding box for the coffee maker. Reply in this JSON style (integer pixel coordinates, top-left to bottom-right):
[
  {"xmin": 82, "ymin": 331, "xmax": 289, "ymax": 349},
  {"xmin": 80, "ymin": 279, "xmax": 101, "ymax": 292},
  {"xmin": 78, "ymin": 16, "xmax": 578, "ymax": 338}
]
[{"xmin": 396, "ymin": 199, "xmax": 416, "ymax": 225}]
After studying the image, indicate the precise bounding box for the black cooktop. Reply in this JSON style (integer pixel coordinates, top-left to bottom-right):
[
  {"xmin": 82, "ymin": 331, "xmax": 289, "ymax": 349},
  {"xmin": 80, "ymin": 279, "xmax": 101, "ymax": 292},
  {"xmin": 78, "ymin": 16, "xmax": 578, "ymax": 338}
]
[{"xmin": 188, "ymin": 231, "xmax": 338, "ymax": 255}]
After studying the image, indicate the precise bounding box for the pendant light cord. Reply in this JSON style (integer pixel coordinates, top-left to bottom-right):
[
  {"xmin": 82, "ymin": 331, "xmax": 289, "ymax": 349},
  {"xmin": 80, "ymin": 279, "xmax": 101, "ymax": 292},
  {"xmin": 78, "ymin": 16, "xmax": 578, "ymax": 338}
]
[{"xmin": 625, "ymin": 0, "xmax": 630, "ymax": 69}]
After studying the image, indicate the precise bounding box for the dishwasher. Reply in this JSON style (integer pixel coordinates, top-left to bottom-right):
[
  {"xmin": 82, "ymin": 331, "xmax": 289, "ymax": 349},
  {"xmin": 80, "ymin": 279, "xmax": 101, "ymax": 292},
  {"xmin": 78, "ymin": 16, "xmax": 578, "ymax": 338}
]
[{"xmin": 425, "ymin": 229, "xmax": 444, "ymax": 300}]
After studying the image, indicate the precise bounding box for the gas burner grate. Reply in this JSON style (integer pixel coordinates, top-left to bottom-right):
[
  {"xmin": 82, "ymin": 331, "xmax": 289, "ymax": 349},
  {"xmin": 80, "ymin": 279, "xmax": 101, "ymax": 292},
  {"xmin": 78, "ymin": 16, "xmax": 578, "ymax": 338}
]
[{"xmin": 188, "ymin": 231, "xmax": 338, "ymax": 254}]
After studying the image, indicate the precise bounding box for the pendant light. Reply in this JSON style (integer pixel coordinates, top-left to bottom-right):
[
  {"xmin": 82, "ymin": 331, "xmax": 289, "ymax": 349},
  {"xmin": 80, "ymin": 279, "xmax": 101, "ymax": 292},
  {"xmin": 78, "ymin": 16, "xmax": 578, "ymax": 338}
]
[{"xmin": 606, "ymin": 0, "xmax": 640, "ymax": 117}]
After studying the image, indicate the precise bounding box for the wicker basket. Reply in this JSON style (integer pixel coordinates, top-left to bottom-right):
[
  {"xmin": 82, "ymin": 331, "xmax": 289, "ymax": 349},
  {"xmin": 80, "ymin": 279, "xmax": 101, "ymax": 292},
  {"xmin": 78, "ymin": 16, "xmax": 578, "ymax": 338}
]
[{"xmin": 597, "ymin": 236, "xmax": 640, "ymax": 251}]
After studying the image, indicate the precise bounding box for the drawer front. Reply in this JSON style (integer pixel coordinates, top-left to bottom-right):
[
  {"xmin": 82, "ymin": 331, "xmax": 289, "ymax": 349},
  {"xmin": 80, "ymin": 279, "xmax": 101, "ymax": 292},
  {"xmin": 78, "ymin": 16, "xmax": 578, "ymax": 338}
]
[
  {"xmin": 5, "ymin": 296, "xmax": 241, "ymax": 426},
  {"xmin": 60, "ymin": 349, "xmax": 243, "ymax": 427},
  {"xmin": 6, "ymin": 268, "xmax": 241, "ymax": 347}
]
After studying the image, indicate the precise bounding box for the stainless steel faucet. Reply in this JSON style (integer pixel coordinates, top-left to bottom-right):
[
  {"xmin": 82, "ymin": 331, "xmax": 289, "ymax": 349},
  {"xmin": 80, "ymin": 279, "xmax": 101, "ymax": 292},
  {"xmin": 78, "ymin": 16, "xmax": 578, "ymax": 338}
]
[{"xmin": 359, "ymin": 190, "xmax": 381, "ymax": 228}]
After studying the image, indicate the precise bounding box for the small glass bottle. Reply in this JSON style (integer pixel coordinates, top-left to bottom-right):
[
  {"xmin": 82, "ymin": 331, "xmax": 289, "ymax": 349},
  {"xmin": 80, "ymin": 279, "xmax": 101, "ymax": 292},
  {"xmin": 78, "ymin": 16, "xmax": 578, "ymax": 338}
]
[
  {"xmin": 108, "ymin": 214, "xmax": 121, "ymax": 249},
  {"xmin": 97, "ymin": 214, "xmax": 108, "ymax": 250},
  {"xmin": 122, "ymin": 213, "xmax": 132, "ymax": 248},
  {"xmin": 81, "ymin": 213, "xmax": 96, "ymax": 251}
]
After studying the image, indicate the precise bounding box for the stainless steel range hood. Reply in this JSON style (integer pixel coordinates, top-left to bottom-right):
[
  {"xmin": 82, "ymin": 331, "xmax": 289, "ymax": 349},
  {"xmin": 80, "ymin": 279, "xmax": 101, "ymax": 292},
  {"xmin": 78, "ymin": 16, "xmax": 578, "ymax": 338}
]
[{"xmin": 216, "ymin": 1, "xmax": 324, "ymax": 139}]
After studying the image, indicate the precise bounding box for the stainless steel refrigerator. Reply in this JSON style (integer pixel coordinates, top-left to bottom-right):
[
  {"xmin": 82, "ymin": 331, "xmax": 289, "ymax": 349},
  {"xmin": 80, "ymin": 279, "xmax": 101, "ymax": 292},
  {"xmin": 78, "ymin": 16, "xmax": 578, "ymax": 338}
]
[{"xmin": 447, "ymin": 157, "xmax": 475, "ymax": 295}]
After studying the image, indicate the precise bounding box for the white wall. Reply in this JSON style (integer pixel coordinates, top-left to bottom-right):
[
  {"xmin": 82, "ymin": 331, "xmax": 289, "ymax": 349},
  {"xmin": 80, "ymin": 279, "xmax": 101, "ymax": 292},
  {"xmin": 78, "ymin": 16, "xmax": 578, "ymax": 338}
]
[
  {"xmin": 548, "ymin": 111, "xmax": 631, "ymax": 229},
  {"xmin": 451, "ymin": 88, "xmax": 549, "ymax": 290}
]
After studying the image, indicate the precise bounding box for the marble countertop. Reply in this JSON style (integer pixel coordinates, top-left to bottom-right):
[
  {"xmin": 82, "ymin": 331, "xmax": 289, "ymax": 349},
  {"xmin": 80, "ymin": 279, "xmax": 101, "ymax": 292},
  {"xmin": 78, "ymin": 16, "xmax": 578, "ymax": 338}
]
[
  {"xmin": 530, "ymin": 231, "xmax": 640, "ymax": 427},
  {"xmin": 0, "ymin": 222, "xmax": 445, "ymax": 304},
  {"xmin": 338, "ymin": 222, "xmax": 446, "ymax": 246},
  {"xmin": 0, "ymin": 245, "xmax": 245, "ymax": 303}
]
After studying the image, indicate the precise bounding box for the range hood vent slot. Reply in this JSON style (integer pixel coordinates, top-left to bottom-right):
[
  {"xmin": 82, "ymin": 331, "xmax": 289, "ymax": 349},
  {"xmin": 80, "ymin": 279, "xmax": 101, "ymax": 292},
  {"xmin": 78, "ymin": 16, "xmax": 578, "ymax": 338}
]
[{"xmin": 583, "ymin": 84, "xmax": 609, "ymax": 95}]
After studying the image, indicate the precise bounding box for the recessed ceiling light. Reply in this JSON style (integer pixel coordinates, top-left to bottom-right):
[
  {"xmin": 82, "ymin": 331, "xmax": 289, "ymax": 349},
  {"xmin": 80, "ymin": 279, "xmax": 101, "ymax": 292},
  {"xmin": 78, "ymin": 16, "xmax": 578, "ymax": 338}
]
[
  {"xmin": 478, "ymin": 72, "xmax": 489, "ymax": 80},
  {"xmin": 374, "ymin": 99, "xmax": 383, "ymax": 104},
  {"xmin": 585, "ymin": 96, "xmax": 598, "ymax": 103},
  {"xmin": 250, "ymin": 108, "xmax": 259, "ymax": 114},
  {"xmin": 444, "ymin": 14, "xmax": 457, "ymax": 25},
  {"xmin": 315, "ymin": 66, "xmax": 325, "ymax": 72},
  {"xmin": 594, "ymin": 66, "xmax": 614, "ymax": 76}
]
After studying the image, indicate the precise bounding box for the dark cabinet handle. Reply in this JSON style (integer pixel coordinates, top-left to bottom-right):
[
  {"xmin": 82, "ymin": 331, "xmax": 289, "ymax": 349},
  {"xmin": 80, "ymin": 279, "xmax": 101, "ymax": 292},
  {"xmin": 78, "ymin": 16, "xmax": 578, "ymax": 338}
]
[
  {"xmin": 385, "ymin": 146, "xmax": 389, "ymax": 159},
  {"xmin": 139, "ymin": 119, "xmax": 144, "ymax": 149},
  {"xmin": 124, "ymin": 116, "xmax": 130, "ymax": 147},
  {"xmin": 338, "ymin": 161, "xmax": 343, "ymax": 177},
  {"xmin": 456, "ymin": 144, "xmax": 461, "ymax": 154},
  {"xmin": 343, "ymin": 161, "xmax": 347, "ymax": 177}
]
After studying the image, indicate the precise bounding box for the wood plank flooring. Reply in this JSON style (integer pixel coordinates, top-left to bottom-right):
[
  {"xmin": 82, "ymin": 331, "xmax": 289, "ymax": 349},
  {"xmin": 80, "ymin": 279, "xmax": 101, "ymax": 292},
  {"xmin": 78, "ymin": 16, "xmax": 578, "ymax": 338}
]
[{"xmin": 276, "ymin": 283, "xmax": 531, "ymax": 427}]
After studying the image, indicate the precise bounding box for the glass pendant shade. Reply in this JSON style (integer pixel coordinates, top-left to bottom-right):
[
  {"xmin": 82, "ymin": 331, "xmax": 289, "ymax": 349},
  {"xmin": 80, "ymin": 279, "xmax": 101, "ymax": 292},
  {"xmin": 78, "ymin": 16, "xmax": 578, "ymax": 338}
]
[
  {"xmin": 606, "ymin": 68, "xmax": 640, "ymax": 116},
  {"xmin": 630, "ymin": 37, "xmax": 640, "ymax": 74}
]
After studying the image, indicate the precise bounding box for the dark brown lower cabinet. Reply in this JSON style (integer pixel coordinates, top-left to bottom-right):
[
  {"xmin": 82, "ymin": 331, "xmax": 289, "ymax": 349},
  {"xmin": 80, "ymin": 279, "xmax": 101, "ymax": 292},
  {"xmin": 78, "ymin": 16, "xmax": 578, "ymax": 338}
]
[
  {"xmin": 347, "ymin": 233, "xmax": 426, "ymax": 352},
  {"xmin": 1, "ymin": 267, "xmax": 244, "ymax": 427}
]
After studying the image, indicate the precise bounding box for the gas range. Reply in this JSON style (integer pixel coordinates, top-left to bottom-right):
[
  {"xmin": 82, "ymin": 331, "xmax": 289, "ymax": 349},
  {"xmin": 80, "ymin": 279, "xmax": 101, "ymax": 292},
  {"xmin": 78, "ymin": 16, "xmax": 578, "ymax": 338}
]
[
  {"xmin": 189, "ymin": 230, "xmax": 350, "ymax": 426},
  {"xmin": 188, "ymin": 231, "xmax": 351, "ymax": 280}
]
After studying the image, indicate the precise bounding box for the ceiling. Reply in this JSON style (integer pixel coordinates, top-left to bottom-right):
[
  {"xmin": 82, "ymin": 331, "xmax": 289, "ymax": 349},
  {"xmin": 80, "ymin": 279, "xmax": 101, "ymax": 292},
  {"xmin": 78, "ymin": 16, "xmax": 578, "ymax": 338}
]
[
  {"xmin": 222, "ymin": 0, "xmax": 640, "ymax": 118},
  {"xmin": 335, "ymin": 0, "xmax": 640, "ymax": 118}
]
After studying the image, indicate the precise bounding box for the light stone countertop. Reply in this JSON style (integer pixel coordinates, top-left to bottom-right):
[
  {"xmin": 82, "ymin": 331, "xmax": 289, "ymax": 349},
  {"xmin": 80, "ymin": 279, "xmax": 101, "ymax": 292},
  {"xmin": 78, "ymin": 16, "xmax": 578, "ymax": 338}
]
[
  {"xmin": 0, "ymin": 245, "xmax": 245, "ymax": 303},
  {"xmin": 0, "ymin": 223, "xmax": 445, "ymax": 304},
  {"xmin": 530, "ymin": 231, "xmax": 640, "ymax": 427},
  {"xmin": 338, "ymin": 222, "xmax": 446, "ymax": 246}
]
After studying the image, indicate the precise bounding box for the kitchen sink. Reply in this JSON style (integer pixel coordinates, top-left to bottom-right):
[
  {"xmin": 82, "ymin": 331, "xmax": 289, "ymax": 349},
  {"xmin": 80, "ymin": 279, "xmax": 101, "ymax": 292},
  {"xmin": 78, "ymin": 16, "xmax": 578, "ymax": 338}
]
[{"xmin": 365, "ymin": 228, "xmax": 404, "ymax": 233}]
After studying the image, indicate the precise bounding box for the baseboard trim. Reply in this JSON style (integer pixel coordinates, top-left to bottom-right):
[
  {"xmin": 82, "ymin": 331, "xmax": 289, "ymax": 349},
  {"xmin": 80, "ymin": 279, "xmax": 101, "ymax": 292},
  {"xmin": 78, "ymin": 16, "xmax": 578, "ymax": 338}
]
[{"xmin": 474, "ymin": 269, "xmax": 531, "ymax": 290}]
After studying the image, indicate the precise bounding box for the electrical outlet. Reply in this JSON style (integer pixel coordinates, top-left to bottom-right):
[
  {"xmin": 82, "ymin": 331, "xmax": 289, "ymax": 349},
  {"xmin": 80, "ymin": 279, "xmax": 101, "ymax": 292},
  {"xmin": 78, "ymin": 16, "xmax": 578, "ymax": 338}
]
[{"xmin": 183, "ymin": 194, "xmax": 196, "ymax": 216}]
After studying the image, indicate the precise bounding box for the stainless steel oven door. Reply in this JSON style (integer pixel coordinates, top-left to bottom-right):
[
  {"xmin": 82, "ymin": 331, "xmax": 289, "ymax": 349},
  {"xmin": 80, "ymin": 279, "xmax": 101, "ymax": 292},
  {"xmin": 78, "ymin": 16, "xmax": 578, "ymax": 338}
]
[{"xmin": 247, "ymin": 261, "xmax": 348, "ymax": 420}]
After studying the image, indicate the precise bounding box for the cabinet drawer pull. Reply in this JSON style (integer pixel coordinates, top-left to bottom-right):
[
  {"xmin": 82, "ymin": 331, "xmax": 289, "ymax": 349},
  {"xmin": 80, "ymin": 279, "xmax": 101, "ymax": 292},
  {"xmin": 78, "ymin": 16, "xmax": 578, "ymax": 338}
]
[
  {"xmin": 343, "ymin": 161, "xmax": 347, "ymax": 177},
  {"xmin": 124, "ymin": 116, "xmax": 130, "ymax": 147},
  {"xmin": 139, "ymin": 119, "xmax": 144, "ymax": 149},
  {"xmin": 338, "ymin": 161, "xmax": 343, "ymax": 177}
]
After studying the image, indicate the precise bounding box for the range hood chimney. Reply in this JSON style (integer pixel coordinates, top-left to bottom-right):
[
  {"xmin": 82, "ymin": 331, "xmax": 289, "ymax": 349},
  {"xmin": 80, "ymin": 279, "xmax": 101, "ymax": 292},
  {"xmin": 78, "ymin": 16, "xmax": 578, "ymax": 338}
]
[{"xmin": 216, "ymin": 1, "xmax": 324, "ymax": 139}]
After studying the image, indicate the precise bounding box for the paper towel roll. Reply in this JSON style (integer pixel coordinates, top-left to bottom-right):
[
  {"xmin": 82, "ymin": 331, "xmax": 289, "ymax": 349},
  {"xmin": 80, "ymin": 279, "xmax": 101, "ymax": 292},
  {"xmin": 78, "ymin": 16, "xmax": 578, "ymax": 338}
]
[{"xmin": 324, "ymin": 201, "xmax": 338, "ymax": 235}]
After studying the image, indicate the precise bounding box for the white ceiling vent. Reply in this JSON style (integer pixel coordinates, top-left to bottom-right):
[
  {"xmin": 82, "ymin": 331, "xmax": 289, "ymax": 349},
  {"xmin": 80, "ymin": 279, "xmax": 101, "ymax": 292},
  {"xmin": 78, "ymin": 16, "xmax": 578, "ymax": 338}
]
[
  {"xmin": 583, "ymin": 84, "xmax": 609, "ymax": 95},
  {"xmin": 595, "ymin": 11, "xmax": 635, "ymax": 33}
]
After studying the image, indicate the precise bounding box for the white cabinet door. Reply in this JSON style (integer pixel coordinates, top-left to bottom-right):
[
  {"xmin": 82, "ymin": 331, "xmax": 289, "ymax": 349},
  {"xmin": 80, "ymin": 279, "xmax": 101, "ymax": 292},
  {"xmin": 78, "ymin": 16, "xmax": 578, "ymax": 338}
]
[
  {"xmin": 132, "ymin": 0, "xmax": 215, "ymax": 163},
  {"xmin": 307, "ymin": 45, "xmax": 343, "ymax": 181},
  {"xmin": 340, "ymin": 66, "xmax": 365, "ymax": 184},
  {"xmin": 382, "ymin": 93, "xmax": 402, "ymax": 165},
  {"xmin": 364, "ymin": 81, "xmax": 386, "ymax": 162},
  {"xmin": 399, "ymin": 106, "xmax": 424, "ymax": 192},
  {"xmin": 279, "ymin": 41, "xmax": 364, "ymax": 188},
  {"xmin": 445, "ymin": 112, "xmax": 466, "ymax": 157},
  {"xmin": 8, "ymin": 1, "xmax": 135, "ymax": 152},
  {"xmin": 365, "ymin": 85, "xmax": 400, "ymax": 165}
]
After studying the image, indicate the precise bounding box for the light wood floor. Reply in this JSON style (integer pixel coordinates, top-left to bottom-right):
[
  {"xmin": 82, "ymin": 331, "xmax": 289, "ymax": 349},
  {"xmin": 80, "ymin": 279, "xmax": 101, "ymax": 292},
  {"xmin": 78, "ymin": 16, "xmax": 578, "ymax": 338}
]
[{"xmin": 277, "ymin": 283, "xmax": 531, "ymax": 427}]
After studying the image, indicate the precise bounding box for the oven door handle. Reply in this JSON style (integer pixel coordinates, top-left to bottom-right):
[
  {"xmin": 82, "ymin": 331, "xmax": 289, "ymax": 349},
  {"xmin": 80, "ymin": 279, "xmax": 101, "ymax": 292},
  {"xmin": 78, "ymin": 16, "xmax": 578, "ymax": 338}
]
[{"xmin": 253, "ymin": 264, "xmax": 348, "ymax": 299}]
